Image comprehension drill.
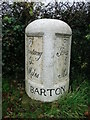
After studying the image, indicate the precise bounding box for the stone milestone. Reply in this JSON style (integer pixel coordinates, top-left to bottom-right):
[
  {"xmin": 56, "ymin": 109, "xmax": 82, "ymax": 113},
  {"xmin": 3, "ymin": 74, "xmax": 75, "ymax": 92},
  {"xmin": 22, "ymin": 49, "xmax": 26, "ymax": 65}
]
[{"xmin": 25, "ymin": 19, "xmax": 72, "ymax": 102}]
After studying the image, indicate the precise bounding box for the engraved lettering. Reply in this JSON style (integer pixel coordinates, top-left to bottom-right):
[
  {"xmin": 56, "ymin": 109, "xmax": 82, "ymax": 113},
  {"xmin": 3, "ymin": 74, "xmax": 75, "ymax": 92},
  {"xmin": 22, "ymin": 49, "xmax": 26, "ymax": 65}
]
[
  {"xmin": 62, "ymin": 68, "xmax": 68, "ymax": 77},
  {"xmin": 56, "ymin": 46, "xmax": 68, "ymax": 57},
  {"xmin": 29, "ymin": 86, "xmax": 66, "ymax": 96},
  {"xmin": 28, "ymin": 67, "xmax": 39, "ymax": 78},
  {"xmin": 40, "ymin": 89, "xmax": 46, "ymax": 96},
  {"xmin": 30, "ymin": 86, "xmax": 35, "ymax": 94},
  {"xmin": 64, "ymin": 56, "xmax": 68, "ymax": 65},
  {"xmin": 55, "ymin": 88, "xmax": 62, "ymax": 95},
  {"xmin": 35, "ymin": 88, "xmax": 40, "ymax": 95},
  {"xmin": 28, "ymin": 49, "xmax": 43, "ymax": 61},
  {"xmin": 28, "ymin": 39, "xmax": 33, "ymax": 47},
  {"xmin": 28, "ymin": 56, "xmax": 33, "ymax": 64},
  {"xmin": 61, "ymin": 86, "xmax": 65, "ymax": 92},
  {"xmin": 58, "ymin": 74, "xmax": 61, "ymax": 78},
  {"xmin": 47, "ymin": 89, "xmax": 55, "ymax": 96}
]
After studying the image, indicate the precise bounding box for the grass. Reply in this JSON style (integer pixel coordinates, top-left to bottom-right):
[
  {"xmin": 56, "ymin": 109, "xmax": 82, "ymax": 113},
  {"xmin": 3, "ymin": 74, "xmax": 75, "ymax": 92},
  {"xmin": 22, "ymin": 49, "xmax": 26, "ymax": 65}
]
[
  {"xmin": 58, "ymin": 80, "xmax": 88, "ymax": 118},
  {"xmin": 2, "ymin": 76, "xmax": 89, "ymax": 119}
]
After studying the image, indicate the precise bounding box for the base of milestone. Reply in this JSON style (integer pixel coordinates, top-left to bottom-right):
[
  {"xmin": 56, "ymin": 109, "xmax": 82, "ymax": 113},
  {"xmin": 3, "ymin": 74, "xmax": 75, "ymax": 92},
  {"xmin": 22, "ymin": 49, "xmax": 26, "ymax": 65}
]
[{"xmin": 25, "ymin": 79, "xmax": 69, "ymax": 102}]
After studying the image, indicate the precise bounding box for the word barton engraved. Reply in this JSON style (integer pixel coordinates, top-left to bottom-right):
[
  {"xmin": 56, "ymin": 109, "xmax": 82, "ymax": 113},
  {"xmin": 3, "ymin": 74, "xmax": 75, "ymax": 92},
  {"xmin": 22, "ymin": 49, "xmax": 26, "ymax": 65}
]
[{"xmin": 30, "ymin": 85, "xmax": 65, "ymax": 96}]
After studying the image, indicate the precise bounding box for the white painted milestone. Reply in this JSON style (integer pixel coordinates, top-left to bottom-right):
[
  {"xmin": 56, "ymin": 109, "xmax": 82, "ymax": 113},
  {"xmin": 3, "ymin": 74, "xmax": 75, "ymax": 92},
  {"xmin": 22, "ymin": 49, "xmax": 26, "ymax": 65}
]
[{"xmin": 25, "ymin": 19, "xmax": 72, "ymax": 102}]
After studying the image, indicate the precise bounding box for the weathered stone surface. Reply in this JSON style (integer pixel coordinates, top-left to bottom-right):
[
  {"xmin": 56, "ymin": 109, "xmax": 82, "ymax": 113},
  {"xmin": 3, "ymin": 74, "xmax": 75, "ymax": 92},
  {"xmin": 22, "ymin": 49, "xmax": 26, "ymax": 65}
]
[{"xmin": 25, "ymin": 19, "xmax": 72, "ymax": 102}]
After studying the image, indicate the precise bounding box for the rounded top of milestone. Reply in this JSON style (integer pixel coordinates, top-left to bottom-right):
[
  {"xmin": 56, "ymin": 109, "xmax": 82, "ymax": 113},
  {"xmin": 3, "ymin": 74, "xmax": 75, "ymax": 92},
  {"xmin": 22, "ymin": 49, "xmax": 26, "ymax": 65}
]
[{"xmin": 25, "ymin": 19, "xmax": 72, "ymax": 35}]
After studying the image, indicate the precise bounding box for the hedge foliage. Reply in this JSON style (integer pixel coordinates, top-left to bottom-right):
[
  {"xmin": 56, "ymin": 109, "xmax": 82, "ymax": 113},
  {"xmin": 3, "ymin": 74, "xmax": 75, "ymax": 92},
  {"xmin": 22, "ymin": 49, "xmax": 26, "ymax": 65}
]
[{"xmin": 2, "ymin": 2, "xmax": 90, "ymax": 80}]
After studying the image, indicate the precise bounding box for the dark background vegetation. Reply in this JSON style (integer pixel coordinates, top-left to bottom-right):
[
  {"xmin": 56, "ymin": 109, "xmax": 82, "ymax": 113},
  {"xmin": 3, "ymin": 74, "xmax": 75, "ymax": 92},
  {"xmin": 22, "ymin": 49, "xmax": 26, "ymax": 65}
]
[
  {"xmin": 2, "ymin": 1, "xmax": 90, "ymax": 118},
  {"xmin": 2, "ymin": 2, "xmax": 90, "ymax": 80}
]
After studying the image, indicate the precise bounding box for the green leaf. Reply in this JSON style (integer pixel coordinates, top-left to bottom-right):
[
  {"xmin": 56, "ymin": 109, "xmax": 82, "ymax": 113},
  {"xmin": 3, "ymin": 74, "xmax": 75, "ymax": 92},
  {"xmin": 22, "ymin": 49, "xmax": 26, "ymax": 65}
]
[
  {"xmin": 3, "ymin": 16, "xmax": 12, "ymax": 23},
  {"xmin": 13, "ymin": 25, "xmax": 21, "ymax": 31},
  {"xmin": 29, "ymin": 7, "xmax": 33, "ymax": 16},
  {"xmin": 3, "ymin": 16, "xmax": 9, "ymax": 21},
  {"xmin": 86, "ymin": 34, "xmax": 90, "ymax": 40}
]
